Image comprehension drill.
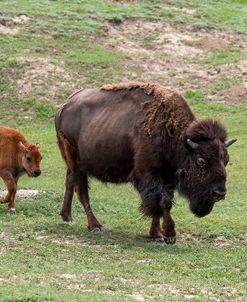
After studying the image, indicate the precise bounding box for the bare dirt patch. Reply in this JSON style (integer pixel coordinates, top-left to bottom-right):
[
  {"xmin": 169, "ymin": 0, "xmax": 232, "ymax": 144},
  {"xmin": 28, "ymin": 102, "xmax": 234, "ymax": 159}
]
[
  {"xmin": 0, "ymin": 15, "xmax": 30, "ymax": 35},
  {"xmin": 53, "ymin": 272, "xmax": 102, "ymax": 290},
  {"xmin": 187, "ymin": 36, "xmax": 229, "ymax": 52},
  {"xmin": 97, "ymin": 19, "xmax": 247, "ymax": 103},
  {"xmin": 0, "ymin": 189, "xmax": 39, "ymax": 200},
  {"xmin": 16, "ymin": 57, "xmax": 77, "ymax": 102},
  {"xmin": 213, "ymin": 236, "xmax": 233, "ymax": 248},
  {"xmin": 215, "ymin": 83, "xmax": 247, "ymax": 104},
  {"xmin": 179, "ymin": 233, "xmax": 202, "ymax": 244}
]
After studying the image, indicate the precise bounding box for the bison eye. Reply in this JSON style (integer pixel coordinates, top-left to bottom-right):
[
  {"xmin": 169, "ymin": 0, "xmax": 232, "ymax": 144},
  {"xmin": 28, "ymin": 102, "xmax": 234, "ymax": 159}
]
[
  {"xmin": 27, "ymin": 157, "xmax": 31, "ymax": 162},
  {"xmin": 197, "ymin": 157, "xmax": 206, "ymax": 166}
]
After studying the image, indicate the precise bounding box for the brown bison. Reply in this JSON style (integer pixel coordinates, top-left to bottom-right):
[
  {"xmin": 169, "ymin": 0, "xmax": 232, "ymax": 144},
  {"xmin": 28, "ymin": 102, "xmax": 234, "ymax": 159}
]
[
  {"xmin": 0, "ymin": 126, "xmax": 42, "ymax": 214},
  {"xmin": 55, "ymin": 82, "xmax": 236, "ymax": 244}
]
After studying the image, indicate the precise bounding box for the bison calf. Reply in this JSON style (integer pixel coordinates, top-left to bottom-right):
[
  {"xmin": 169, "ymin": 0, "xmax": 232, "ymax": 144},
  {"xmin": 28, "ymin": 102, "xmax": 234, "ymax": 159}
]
[
  {"xmin": 55, "ymin": 82, "xmax": 236, "ymax": 244},
  {"xmin": 0, "ymin": 126, "xmax": 42, "ymax": 214}
]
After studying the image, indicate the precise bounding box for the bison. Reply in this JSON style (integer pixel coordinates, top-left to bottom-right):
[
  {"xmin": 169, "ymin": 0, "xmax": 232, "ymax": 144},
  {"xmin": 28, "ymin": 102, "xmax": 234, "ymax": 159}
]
[
  {"xmin": 0, "ymin": 126, "xmax": 42, "ymax": 214},
  {"xmin": 55, "ymin": 82, "xmax": 236, "ymax": 244}
]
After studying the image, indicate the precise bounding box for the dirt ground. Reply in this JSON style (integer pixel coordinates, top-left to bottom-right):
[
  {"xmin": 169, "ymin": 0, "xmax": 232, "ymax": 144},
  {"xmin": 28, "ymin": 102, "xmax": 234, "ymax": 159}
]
[
  {"xmin": 0, "ymin": 15, "xmax": 30, "ymax": 35},
  {"xmin": 98, "ymin": 19, "xmax": 247, "ymax": 104},
  {"xmin": 1, "ymin": 16, "xmax": 247, "ymax": 104},
  {"xmin": 0, "ymin": 189, "xmax": 40, "ymax": 200}
]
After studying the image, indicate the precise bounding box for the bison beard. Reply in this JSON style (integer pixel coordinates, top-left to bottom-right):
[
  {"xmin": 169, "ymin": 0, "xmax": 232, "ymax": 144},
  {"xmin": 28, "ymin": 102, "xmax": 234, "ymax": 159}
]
[{"xmin": 55, "ymin": 81, "xmax": 236, "ymax": 244}]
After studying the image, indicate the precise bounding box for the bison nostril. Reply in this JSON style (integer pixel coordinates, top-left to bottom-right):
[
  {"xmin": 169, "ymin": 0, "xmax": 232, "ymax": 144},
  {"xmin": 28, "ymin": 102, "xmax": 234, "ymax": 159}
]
[
  {"xmin": 212, "ymin": 188, "xmax": 226, "ymax": 197},
  {"xmin": 34, "ymin": 169, "xmax": 41, "ymax": 176}
]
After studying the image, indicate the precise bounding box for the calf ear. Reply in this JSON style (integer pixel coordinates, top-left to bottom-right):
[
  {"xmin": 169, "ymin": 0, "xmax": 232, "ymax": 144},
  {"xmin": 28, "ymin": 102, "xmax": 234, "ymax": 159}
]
[
  {"xmin": 19, "ymin": 142, "xmax": 28, "ymax": 153},
  {"xmin": 35, "ymin": 143, "xmax": 41, "ymax": 151}
]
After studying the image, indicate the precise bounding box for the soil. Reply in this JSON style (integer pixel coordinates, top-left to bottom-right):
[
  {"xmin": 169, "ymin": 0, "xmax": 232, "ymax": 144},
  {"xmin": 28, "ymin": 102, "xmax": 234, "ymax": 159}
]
[
  {"xmin": 96, "ymin": 19, "xmax": 247, "ymax": 104},
  {"xmin": 16, "ymin": 57, "xmax": 80, "ymax": 103},
  {"xmin": 0, "ymin": 189, "xmax": 40, "ymax": 200},
  {"xmin": 217, "ymin": 83, "xmax": 247, "ymax": 104},
  {"xmin": 2, "ymin": 15, "xmax": 247, "ymax": 105},
  {"xmin": 0, "ymin": 15, "xmax": 30, "ymax": 35}
]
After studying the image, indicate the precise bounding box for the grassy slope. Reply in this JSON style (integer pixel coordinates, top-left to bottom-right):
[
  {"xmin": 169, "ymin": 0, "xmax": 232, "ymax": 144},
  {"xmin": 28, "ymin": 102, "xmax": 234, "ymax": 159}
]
[{"xmin": 0, "ymin": 0, "xmax": 247, "ymax": 301}]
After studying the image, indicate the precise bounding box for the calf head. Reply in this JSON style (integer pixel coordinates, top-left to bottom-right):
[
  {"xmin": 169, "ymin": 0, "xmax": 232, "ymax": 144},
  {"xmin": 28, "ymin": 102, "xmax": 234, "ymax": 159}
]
[
  {"xmin": 178, "ymin": 119, "xmax": 236, "ymax": 217},
  {"xmin": 19, "ymin": 142, "xmax": 42, "ymax": 177}
]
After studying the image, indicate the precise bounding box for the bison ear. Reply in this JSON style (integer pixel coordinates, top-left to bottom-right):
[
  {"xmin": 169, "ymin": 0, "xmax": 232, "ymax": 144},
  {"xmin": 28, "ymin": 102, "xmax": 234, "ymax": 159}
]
[{"xmin": 19, "ymin": 142, "xmax": 28, "ymax": 153}]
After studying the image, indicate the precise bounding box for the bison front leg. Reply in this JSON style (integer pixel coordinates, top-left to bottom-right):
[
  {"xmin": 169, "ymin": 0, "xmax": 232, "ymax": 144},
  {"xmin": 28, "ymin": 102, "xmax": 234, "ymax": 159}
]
[
  {"xmin": 0, "ymin": 171, "xmax": 17, "ymax": 215},
  {"xmin": 149, "ymin": 216, "xmax": 164, "ymax": 242},
  {"xmin": 135, "ymin": 176, "xmax": 176, "ymax": 244},
  {"xmin": 160, "ymin": 190, "xmax": 176, "ymax": 244}
]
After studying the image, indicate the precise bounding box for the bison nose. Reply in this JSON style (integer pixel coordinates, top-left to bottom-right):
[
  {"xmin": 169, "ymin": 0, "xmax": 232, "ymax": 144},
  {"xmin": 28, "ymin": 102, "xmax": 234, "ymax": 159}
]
[
  {"xmin": 34, "ymin": 169, "xmax": 41, "ymax": 177},
  {"xmin": 211, "ymin": 187, "xmax": 226, "ymax": 200}
]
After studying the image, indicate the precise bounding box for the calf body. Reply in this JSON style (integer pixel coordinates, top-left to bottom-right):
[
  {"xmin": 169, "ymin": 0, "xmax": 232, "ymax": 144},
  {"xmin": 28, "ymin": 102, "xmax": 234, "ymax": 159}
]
[
  {"xmin": 55, "ymin": 82, "xmax": 236, "ymax": 244},
  {"xmin": 0, "ymin": 126, "xmax": 42, "ymax": 214}
]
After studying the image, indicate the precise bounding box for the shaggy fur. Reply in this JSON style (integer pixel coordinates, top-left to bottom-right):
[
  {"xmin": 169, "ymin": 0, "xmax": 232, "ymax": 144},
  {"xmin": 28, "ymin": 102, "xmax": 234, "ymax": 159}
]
[
  {"xmin": 102, "ymin": 81, "xmax": 195, "ymax": 137},
  {"xmin": 55, "ymin": 82, "xmax": 234, "ymax": 244}
]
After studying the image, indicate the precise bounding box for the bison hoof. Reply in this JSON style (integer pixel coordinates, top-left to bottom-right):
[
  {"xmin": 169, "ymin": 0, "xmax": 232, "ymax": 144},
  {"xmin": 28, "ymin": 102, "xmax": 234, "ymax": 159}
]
[
  {"xmin": 90, "ymin": 227, "xmax": 103, "ymax": 233},
  {"xmin": 63, "ymin": 220, "xmax": 74, "ymax": 225},
  {"xmin": 8, "ymin": 208, "xmax": 16, "ymax": 215},
  {"xmin": 154, "ymin": 237, "xmax": 165, "ymax": 243},
  {"xmin": 164, "ymin": 236, "xmax": 176, "ymax": 244},
  {"xmin": 61, "ymin": 215, "xmax": 73, "ymax": 223}
]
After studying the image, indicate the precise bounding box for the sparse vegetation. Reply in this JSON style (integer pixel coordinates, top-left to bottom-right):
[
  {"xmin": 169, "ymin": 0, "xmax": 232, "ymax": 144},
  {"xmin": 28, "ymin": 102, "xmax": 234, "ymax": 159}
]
[{"xmin": 0, "ymin": 0, "xmax": 246, "ymax": 301}]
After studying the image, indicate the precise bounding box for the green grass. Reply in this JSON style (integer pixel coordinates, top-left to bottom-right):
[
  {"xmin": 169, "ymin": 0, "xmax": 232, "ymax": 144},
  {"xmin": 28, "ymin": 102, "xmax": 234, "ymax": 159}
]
[
  {"xmin": 197, "ymin": 49, "xmax": 246, "ymax": 66},
  {"xmin": 0, "ymin": 0, "xmax": 247, "ymax": 301}
]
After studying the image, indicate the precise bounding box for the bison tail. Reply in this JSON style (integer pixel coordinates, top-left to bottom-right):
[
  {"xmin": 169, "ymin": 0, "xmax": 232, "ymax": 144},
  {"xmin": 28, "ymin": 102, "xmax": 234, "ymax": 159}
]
[{"xmin": 57, "ymin": 131, "xmax": 77, "ymax": 173}]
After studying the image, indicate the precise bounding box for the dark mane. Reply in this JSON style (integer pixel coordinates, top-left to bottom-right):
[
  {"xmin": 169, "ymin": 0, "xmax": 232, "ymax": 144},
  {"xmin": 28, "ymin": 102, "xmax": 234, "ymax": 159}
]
[
  {"xmin": 185, "ymin": 119, "xmax": 228, "ymax": 143},
  {"xmin": 102, "ymin": 81, "xmax": 195, "ymax": 137}
]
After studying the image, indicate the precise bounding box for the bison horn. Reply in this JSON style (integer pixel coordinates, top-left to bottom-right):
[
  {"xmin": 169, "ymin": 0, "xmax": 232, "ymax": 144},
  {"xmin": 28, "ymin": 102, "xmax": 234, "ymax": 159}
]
[
  {"xmin": 187, "ymin": 138, "xmax": 199, "ymax": 149},
  {"xmin": 225, "ymin": 139, "xmax": 237, "ymax": 148}
]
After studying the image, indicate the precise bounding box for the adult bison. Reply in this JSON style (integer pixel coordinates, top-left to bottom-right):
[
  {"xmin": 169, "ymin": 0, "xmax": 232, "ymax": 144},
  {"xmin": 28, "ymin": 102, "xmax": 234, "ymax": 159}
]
[
  {"xmin": 0, "ymin": 126, "xmax": 42, "ymax": 214},
  {"xmin": 55, "ymin": 82, "xmax": 236, "ymax": 244}
]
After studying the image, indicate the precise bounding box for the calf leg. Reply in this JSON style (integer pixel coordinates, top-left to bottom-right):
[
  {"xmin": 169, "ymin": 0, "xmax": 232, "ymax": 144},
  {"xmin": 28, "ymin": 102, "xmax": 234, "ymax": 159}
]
[
  {"xmin": 0, "ymin": 171, "xmax": 17, "ymax": 214},
  {"xmin": 60, "ymin": 170, "xmax": 74, "ymax": 222},
  {"xmin": 75, "ymin": 174, "xmax": 103, "ymax": 231}
]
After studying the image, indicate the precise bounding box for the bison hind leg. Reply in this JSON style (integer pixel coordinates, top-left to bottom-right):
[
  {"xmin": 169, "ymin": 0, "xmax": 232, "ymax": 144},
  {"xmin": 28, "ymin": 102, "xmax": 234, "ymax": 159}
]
[
  {"xmin": 60, "ymin": 169, "xmax": 74, "ymax": 222},
  {"xmin": 75, "ymin": 173, "xmax": 103, "ymax": 232}
]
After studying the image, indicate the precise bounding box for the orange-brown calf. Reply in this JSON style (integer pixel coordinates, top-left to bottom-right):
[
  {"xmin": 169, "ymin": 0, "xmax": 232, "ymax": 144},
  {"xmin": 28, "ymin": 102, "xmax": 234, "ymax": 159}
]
[{"xmin": 0, "ymin": 126, "xmax": 42, "ymax": 214}]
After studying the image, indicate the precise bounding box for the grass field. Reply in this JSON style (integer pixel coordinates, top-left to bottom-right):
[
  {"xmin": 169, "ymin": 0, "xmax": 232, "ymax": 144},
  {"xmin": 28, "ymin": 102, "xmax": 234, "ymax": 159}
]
[{"xmin": 0, "ymin": 1, "xmax": 247, "ymax": 301}]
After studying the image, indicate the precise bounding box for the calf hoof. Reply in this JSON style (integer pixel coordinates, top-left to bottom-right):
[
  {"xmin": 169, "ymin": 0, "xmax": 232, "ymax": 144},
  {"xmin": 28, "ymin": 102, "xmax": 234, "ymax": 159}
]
[
  {"xmin": 8, "ymin": 208, "xmax": 16, "ymax": 215},
  {"xmin": 164, "ymin": 236, "xmax": 176, "ymax": 245}
]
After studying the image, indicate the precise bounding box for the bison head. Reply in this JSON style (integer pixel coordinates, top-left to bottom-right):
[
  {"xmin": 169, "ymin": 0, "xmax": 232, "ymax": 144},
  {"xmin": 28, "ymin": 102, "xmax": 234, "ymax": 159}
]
[
  {"xmin": 19, "ymin": 142, "xmax": 42, "ymax": 177},
  {"xmin": 177, "ymin": 119, "xmax": 236, "ymax": 217}
]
